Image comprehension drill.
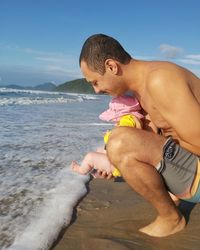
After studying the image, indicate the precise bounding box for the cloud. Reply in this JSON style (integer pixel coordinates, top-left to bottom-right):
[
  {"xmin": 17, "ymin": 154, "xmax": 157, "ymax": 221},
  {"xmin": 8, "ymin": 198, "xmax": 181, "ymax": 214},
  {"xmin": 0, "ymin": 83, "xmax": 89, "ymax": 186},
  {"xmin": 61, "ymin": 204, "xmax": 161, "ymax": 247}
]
[
  {"xmin": 35, "ymin": 54, "xmax": 77, "ymax": 65},
  {"xmin": 0, "ymin": 64, "xmax": 80, "ymax": 86},
  {"xmin": 178, "ymin": 59, "xmax": 200, "ymax": 65},
  {"xmin": 178, "ymin": 54, "xmax": 200, "ymax": 65},
  {"xmin": 186, "ymin": 54, "xmax": 200, "ymax": 60},
  {"xmin": 35, "ymin": 54, "xmax": 81, "ymax": 78},
  {"xmin": 177, "ymin": 54, "xmax": 200, "ymax": 65},
  {"xmin": 22, "ymin": 47, "xmax": 66, "ymax": 59},
  {"xmin": 0, "ymin": 43, "xmax": 82, "ymax": 83},
  {"xmin": 43, "ymin": 65, "xmax": 82, "ymax": 78},
  {"xmin": 23, "ymin": 47, "xmax": 48, "ymax": 55},
  {"xmin": 0, "ymin": 43, "xmax": 59, "ymax": 57},
  {"xmin": 35, "ymin": 57, "xmax": 62, "ymax": 63},
  {"xmin": 192, "ymin": 69, "xmax": 200, "ymax": 77},
  {"xmin": 0, "ymin": 42, "xmax": 73, "ymax": 62},
  {"xmin": 20, "ymin": 46, "xmax": 80, "ymax": 75},
  {"xmin": 0, "ymin": 42, "xmax": 19, "ymax": 50},
  {"xmin": 159, "ymin": 44, "xmax": 183, "ymax": 58},
  {"xmin": 133, "ymin": 55, "xmax": 155, "ymax": 60}
]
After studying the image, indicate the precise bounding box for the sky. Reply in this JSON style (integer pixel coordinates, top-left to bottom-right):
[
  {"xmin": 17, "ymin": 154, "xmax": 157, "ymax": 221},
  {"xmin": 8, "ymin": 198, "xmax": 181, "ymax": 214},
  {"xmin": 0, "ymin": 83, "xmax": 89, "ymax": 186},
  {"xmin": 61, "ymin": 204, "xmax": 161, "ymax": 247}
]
[{"xmin": 0, "ymin": 0, "xmax": 200, "ymax": 87}]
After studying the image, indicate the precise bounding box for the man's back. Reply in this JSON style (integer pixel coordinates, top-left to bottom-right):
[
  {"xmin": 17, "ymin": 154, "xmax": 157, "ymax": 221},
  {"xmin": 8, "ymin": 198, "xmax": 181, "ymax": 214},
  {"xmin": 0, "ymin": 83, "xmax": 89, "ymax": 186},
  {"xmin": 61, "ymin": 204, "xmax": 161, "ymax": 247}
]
[{"xmin": 132, "ymin": 60, "xmax": 200, "ymax": 155}]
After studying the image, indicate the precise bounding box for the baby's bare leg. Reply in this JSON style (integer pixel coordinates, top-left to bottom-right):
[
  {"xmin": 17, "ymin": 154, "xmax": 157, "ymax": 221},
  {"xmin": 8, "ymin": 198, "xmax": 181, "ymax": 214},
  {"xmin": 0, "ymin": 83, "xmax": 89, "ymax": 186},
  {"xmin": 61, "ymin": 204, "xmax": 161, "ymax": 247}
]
[
  {"xmin": 71, "ymin": 152, "xmax": 95, "ymax": 175},
  {"xmin": 71, "ymin": 152, "xmax": 112, "ymax": 175},
  {"xmin": 70, "ymin": 160, "xmax": 90, "ymax": 175},
  {"xmin": 96, "ymin": 146, "xmax": 106, "ymax": 153}
]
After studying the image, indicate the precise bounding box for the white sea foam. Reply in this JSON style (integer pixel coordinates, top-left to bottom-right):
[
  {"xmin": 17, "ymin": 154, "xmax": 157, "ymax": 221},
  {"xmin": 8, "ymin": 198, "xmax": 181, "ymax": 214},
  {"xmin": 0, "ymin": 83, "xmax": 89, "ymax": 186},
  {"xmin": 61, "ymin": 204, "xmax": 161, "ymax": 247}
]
[
  {"xmin": 0, "ymin": 88, "xmax": 99, "ymax": 106},
  {"xmin": 67, "ymin": 122, "xmax": 113, "ymax": 126},
  {"xmin": 0, "ymin": 96, "xmax": 75, "ymax": 106},
  {"xmin": 0, "ymin": 88, "xmax": 58, "ymax": 95},
  {"xmin": 6, "ymin": 168, "xmax": 89, "ymax": 250},
  {"xmin": 67, "ymin": 92, "xmax": 99, "ymax": 100},
  {"xmin": 0, "ymin": 91, "xmax": 110, "ymax": 249}
]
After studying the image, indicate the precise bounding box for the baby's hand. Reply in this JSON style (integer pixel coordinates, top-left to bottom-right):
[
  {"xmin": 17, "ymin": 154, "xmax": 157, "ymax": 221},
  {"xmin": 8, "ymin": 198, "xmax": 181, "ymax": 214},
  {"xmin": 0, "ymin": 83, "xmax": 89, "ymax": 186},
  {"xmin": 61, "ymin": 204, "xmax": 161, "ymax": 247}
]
[{"xmin": 92, "ymin": 169, "xmax": 113, "ymax": 180}]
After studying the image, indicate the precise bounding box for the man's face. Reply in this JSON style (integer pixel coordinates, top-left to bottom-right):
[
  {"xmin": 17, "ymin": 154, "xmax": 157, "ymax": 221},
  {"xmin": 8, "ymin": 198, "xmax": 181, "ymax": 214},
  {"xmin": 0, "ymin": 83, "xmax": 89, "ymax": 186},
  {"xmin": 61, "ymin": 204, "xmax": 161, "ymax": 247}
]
[{"xmin": 80, "ymin": 61, "xmax": 128, "ymax": 96}]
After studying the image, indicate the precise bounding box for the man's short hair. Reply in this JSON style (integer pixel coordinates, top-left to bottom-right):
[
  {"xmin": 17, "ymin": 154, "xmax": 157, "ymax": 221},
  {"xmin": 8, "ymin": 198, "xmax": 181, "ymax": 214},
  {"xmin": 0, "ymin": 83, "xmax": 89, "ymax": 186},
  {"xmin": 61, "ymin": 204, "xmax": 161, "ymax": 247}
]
[{"xmin": 79, "ymin": 34, "xmax": 131, "ymax": 74}]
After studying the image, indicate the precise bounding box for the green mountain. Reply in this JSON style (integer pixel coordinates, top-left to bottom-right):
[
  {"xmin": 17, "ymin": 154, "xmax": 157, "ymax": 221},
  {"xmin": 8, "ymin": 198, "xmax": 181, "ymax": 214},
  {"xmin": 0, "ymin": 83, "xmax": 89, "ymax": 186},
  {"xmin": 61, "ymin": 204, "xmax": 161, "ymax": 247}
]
[
  {"xmin": 34, "ymin": 82, "xmax": 56, "ymax": 91},
  {"xmin": 56, "ymin": 78, "xmax": 95, "ymax": 94},
  {"xmin": 1, "ymin": 78, "xmax": 95, "ymax": 94},
  {"xmin": 3, "ymin": 82, "xmax": 56, "ymax": 91}
]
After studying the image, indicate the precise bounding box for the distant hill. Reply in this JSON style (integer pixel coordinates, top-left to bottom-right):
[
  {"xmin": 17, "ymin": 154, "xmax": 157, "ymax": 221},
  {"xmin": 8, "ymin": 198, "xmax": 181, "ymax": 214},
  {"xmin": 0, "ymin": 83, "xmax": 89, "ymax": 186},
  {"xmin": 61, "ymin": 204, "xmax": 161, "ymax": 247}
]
[
  {"xmin": 56, "ymin": 78, "xmax": 95, "ymax": 94},
  {"xmin": 2, "ymin": 82, "xmax": 56, "ymax": 91},
  {"xmin": 34, "ymin": 82, "xmax": 56, "ymax": 91},
  {"xmin": 1, "ymin": 79, "xmax": 95, "ymax": 94},
  {"xmin": 5, "ymin": 84, "xmax": 25, "ymax": 90}
]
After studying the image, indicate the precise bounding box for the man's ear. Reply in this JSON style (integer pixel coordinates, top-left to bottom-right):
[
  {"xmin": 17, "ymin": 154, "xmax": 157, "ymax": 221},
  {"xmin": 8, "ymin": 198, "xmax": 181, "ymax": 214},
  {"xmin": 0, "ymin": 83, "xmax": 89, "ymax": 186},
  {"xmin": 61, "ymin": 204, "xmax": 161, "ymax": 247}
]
[{"xmin": 105, "ymin": 59, "xmax": 119, "ymax": 74}]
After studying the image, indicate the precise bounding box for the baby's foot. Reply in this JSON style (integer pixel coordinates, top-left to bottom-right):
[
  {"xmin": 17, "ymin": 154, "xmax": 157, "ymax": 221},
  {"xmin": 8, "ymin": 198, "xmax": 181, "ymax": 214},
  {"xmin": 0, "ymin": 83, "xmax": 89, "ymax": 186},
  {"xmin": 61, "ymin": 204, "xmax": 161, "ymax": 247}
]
[{"xmin": 70, "ymin": 160, "xmax": 80, "ymax": 173}]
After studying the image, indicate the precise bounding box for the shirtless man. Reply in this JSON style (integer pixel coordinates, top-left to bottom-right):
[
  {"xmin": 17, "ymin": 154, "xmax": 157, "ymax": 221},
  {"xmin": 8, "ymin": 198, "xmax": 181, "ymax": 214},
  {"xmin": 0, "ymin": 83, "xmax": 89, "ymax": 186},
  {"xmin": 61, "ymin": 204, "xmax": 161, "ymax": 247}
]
[{"xmin": 79, "ymin": 34, "xmax": 200, "ymax": 237}]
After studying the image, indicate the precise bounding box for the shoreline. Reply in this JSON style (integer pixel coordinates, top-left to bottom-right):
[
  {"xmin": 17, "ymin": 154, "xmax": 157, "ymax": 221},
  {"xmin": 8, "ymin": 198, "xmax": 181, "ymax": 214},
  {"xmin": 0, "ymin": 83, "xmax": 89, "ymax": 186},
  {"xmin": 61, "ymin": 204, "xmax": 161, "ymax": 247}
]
[{"xmin": 52, "ymin": 178, "xmax": 200, "ymax": 250}]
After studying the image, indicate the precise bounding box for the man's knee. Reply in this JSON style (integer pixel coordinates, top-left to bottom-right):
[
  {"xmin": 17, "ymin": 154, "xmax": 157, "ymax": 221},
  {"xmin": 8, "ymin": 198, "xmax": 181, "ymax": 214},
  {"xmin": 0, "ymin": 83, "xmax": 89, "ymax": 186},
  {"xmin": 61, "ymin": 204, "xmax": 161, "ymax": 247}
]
[
  {"xmin": 106, "ymin": 126, "xmax": 165, "ymax": 167},
  {"xmin": 106, "ymin": 127, "xmax": 139, "ymax": 166}
]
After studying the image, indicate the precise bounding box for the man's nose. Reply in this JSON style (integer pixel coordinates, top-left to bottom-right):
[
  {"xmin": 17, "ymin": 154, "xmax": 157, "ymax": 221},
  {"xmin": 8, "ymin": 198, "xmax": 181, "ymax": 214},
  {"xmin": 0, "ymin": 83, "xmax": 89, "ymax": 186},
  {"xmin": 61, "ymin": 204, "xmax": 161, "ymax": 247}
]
[{"xmin": 94, "ymin": 86, "xmax": 101, "ymax": 94}]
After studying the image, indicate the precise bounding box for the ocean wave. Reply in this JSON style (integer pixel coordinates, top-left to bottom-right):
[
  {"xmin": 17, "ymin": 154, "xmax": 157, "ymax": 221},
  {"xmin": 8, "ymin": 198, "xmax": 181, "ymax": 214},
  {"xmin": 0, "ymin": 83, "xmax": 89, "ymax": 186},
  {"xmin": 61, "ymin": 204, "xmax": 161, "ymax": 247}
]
[
  {"xmin": 0, "ymin": 88, "xmax": 99, "ymax": 106},
  {"xmin": 0, "ymin": 88, "xmax": 61, "ymax": 95},
  {"xmin": 5, "ymin": 167, "xmax": 89, "ymax": 250},
  {"xmin": 67, "ymin": 122, "xmax": 112, "ymax": 126},
  {"xmin": 0, "ymin": 97, "xmax": 77, "ymax": 106},
  {"xmin": 0, "ymin": 91, "xmax": 109, "ymax": 249}
]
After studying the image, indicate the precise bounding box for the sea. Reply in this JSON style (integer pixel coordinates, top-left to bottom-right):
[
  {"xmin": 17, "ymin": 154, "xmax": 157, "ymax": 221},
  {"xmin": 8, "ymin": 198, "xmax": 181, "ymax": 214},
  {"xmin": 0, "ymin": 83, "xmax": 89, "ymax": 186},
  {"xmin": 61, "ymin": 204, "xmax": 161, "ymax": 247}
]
[{"xmin": 0, "ymin": 88, "xmax": 112, "ymax": 250}]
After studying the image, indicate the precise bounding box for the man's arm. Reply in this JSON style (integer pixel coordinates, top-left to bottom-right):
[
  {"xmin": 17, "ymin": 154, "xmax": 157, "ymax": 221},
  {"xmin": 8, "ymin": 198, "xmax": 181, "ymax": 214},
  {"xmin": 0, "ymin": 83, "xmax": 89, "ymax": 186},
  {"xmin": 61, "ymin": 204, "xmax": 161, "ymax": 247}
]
[{"xmin": 147, "ymin": 69, "xmax": 200, "ymax": 148}]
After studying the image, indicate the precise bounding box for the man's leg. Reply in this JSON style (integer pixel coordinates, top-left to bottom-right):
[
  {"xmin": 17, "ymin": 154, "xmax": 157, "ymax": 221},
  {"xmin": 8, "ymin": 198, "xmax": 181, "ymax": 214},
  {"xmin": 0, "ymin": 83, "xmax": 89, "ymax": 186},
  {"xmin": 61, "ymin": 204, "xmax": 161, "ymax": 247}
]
[{"xmin": 106, "ymin": 127, "xmax": 185, "ymax": 237}]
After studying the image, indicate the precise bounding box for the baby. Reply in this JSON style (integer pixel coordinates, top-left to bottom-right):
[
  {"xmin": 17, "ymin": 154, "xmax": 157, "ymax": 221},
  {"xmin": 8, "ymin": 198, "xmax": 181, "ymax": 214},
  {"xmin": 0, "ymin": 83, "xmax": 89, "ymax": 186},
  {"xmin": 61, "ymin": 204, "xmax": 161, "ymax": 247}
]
[{"xmin": 71, "ymin": 95, "xmax": 143, "ymax": 178}]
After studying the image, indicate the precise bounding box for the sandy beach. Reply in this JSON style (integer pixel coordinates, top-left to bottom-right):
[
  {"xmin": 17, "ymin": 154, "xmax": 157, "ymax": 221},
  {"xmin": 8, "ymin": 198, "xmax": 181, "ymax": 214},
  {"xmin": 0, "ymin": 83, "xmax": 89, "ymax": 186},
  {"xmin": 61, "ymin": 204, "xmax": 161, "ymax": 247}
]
[{"xmin": 52, "ymin": 178, "xmax": 200, "ymax": 250}]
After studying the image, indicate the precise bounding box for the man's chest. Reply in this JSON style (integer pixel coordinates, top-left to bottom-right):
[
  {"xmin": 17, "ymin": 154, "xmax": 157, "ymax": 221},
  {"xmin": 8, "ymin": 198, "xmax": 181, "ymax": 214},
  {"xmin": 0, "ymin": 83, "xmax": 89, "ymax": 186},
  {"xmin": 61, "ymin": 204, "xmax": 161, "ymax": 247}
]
[{"xmin": 139, "ymin": 94, "xmax": 170, "ymax": 130}]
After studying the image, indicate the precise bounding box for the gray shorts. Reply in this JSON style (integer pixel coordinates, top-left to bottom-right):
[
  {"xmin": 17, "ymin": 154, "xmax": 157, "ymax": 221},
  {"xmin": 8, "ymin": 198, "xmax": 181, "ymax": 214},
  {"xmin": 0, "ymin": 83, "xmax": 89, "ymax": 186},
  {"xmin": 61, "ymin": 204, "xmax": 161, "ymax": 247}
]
[{"xmin": 156, "ymin": 137, "xmax": 199, "ymax": 196}]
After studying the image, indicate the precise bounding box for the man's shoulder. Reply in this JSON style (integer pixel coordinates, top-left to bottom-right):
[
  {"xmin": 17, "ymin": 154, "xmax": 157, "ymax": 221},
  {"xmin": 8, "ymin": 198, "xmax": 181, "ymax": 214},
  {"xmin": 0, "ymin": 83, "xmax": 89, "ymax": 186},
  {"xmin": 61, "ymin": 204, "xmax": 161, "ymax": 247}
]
[
  {"xmin": 142, "ymin": 62, "xmax": 186, "ymax": 105},
  {"xmin": 147, "ymin": 61, "xmax": 180, "ymax": 77},
  {"xmin": 146, "ymin": 61, "xmax": 185, "ymax": 92}
]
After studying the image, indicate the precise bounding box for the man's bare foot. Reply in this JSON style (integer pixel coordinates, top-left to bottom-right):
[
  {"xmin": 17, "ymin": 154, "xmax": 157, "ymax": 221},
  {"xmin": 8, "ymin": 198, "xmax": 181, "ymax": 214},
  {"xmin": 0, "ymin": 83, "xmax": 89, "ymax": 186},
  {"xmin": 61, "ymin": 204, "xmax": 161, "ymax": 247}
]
[{"xmin": 139, "ymin": 214, "xmax": 186, "ymax": 237}]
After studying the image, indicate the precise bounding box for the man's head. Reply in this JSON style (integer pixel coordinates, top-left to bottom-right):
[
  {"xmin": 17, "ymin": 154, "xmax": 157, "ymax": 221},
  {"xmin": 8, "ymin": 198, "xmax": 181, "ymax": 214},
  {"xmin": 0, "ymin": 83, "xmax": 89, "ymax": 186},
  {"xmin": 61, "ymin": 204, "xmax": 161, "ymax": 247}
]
[
  {"xmin": 79, "ymin": 34, "xmax": 131, "ymax": 96},
  {"xmin": 79, "ymin": 34, "xmax": 131, "ymax": 74}
]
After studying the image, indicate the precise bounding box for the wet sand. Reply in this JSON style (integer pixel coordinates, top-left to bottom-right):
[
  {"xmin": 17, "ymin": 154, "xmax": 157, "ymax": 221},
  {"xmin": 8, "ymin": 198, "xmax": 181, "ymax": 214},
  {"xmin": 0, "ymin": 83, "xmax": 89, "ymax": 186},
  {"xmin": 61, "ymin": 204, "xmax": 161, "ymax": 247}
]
[{"xmin": 52, "ymin": 178, "xmax": 200, "ymax": 250}]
